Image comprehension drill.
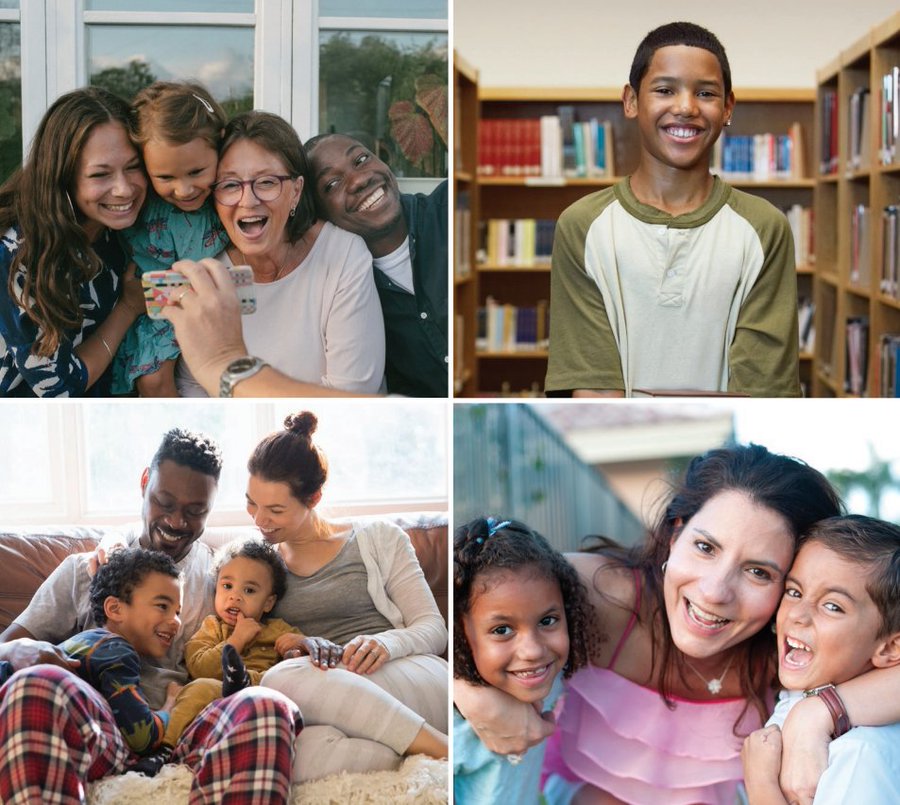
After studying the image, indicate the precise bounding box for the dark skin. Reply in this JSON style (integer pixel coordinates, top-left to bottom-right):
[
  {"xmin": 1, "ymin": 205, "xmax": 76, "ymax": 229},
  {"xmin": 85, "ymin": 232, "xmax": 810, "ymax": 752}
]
[{"xmin": 0, "ymin": 460, "xmax": 217, "ymax": 672}]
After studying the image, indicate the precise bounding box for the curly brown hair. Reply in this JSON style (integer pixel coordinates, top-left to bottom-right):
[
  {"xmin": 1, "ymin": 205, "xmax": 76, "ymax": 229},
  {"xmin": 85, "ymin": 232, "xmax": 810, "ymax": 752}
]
[{"xmin": 454, "ymin": 517, "xmax": 599, "ymax": 684}]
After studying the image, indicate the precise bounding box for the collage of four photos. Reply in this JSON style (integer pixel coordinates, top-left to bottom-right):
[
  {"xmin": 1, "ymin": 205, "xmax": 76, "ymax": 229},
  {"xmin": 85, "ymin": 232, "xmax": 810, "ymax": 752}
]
[{"xmin": 2, "ymin": 1, "xmax": 900, "ymax": 803}]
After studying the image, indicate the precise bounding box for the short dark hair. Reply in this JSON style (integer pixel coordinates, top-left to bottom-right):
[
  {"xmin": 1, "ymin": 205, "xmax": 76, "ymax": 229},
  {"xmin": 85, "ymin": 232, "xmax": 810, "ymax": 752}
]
[
  {"xmin": 219, "ymin": 111, "xmax": 316, "ymax": 242},
  {"xmin": 90, "ymin": 548, "xmax": 180, "ymax": 626},
  {"xmin": 150, "ymin": 428, "xmax": 222, "ymax": 481},
  {"xmin": 248, "ymin": 411, "xmax": 328, "ymax": 507},
  {"xmin": 629, "ymin": 21, "xmax": 732, "ymax": 96},
  {"xmin": 453, "ymin": 517, "xmax": 597, "ymax": 684},
  {"xmin": 802, "ymin": 515, "xmax": 900, "ymax": 638},
  {"xmin": 213, "ymin": 538, "xmax": 288, "ymax": 602}
]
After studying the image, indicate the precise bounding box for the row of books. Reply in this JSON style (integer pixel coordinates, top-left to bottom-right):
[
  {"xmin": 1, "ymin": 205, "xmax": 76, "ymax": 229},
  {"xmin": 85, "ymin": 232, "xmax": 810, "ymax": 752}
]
[
  {"xmin": 877, "ymin": 333, "xmax": 900, "ymax": 397},
  {"xmin": 710, "ymin": 125, "xmax": 805, "ymax": 180},
  {"xmin": 879, "ymin": 67, "xmax": 900, "ymax": 166},
  {"xmin": 478, "ymin": 219, "xmax": 555, "ymax": 267},
  {"xmin": 478, "ymin": 111, "xmax": 614, "ymax": 179},
  {"xmin": 476, "ymin": 297, "xmax": 549, "ymax": 353},
  {"xmin": 785, "ymin": 204, "xmax": 814, "ymax": 268},
  {"xmin": 454, "ymin": 190, "xmax": 472, "ymax": 280}
]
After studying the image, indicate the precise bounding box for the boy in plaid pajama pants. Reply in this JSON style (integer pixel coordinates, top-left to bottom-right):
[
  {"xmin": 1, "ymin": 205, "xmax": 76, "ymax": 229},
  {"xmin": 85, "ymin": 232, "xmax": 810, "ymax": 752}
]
[{"xmin": 0, "ymin": 429, "xmax": 303, "ymax": 804}]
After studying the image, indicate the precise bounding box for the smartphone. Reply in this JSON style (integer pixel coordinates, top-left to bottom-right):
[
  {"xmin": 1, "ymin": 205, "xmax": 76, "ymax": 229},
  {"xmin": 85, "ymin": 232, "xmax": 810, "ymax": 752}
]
[{"xmin": 141, "ymin": 264, "xmax": 256, "ymax": 319}]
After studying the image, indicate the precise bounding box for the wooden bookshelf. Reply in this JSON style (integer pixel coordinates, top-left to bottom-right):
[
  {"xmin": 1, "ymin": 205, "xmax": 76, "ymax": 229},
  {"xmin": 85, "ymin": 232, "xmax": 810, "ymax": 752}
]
[
  {"xmin": 813, "ymin": 10, "xmax": 900, "ymax": 396},
  {"xmin": 452, "ymin": 64, "xmax": 818, "ymax": 396},
  {"xmin": 453, "ymin": 52, "xmax": 479, "ymax": 396}
]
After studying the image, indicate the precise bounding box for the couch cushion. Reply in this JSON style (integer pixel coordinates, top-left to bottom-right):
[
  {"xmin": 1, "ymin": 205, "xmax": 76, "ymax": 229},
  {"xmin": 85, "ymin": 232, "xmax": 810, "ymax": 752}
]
[{"xmin": 0, "ymin": 530, "xmax": 102, "ymax": 631}]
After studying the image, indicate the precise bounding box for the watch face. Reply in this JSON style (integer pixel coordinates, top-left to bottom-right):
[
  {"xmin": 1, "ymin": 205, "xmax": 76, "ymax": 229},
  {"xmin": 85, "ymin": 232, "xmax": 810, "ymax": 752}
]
[{"xmin": 228, "ymin": 357, "xmax": 256, "ymax": 373}]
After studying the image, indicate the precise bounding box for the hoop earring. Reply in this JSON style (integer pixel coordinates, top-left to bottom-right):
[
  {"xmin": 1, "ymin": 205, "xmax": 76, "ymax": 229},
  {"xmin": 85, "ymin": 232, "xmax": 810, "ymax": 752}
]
[{"xmin": 661, "ymin": 560, "xmax": 668, "ymax": 575}]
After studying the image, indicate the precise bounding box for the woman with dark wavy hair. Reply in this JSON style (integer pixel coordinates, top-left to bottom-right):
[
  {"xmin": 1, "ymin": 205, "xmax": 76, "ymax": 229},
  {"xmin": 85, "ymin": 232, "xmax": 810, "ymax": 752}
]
[{"xmin": 0, "ymin": 86, "xmax": 147, "ymax": 396}]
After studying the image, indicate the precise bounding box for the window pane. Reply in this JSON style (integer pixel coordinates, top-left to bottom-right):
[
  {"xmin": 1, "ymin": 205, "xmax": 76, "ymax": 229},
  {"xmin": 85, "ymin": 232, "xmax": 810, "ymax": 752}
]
[
  {"xmin": 82, "ymin": 403, "xmax": 259, "ymax": 517},
  {"xmin": 0, "ymin": 22, "xmax": 21, "ymax": 184},
  {"xmin": 0, "ymin": 2, "xmax": 18, "ymax": 10},
  {"xmin": 86, "ymin": 1, "xmax": 252, "ymax": 12},
  {"xmin": 320, "ymin": 0, "xmax": 446, "ymax": 18},
  {"xmin": 319, "ymin": 31, "xmax": 447, "ymax": 178},
  {"xmin": 87, "ymin": 25, "xmax": 253, "ymax": 112},
  {"xmin": 0, "ymin": 408, "xmax": 52, "ymax": 506}
]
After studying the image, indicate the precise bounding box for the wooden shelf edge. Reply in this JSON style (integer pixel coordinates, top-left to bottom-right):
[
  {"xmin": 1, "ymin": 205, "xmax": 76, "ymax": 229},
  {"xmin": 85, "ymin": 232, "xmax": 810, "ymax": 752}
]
[
  {"xmin": 477, "ymin": 264, "xmax": 551, "ymax": 273},
  {"xmin": 479, "ymin": 86, "xmax": 814, "ymax": 103},
  {"xmin": 476, "ymin": 350, "xmax": 549, "ymax": 359},
  {"xmin": 454, "ymin": 51, "xmax": 479, "ymax": 84}
]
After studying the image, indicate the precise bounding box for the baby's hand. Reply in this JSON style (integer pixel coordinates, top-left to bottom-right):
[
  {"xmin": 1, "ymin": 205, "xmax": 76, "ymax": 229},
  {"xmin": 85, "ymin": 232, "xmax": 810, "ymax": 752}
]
[
  {"xmin": 228, "ymin": 612, "xmax": 262, "ymax": 650},
  {"xmin": 275, "ymin": 633, "xmax": 305, "ymax": 657},
  {"xmin": 162, "ymin": 681, "xmax": 184, "ymax": 713}
]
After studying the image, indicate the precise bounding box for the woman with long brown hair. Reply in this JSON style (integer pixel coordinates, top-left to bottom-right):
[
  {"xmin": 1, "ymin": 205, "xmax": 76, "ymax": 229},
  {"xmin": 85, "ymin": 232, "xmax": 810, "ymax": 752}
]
[{"xmin": 0, "ymin": 86, "xmax": 146, "ymax": 396}]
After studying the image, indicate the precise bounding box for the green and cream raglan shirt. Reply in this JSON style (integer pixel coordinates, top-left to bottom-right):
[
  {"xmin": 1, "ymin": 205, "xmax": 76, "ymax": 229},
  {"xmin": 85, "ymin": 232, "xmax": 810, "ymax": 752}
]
[{"xmin": 544, "ymin": 176, "xmax": 801, "ymax": 397}]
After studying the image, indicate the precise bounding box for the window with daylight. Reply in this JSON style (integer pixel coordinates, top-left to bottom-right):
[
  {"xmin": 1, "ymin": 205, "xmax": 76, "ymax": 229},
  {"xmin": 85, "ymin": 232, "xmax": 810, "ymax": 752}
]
[
  {"xmin": 0, "ymin": 401, "xmax": 448, "ymax": 526},
  {"xmin": 2, "ymin": 1, "xmax": 447, "ymax": 189},
  {"xmin": 0, "ymin": 1, "xmax": 21, "ymax": 184}
]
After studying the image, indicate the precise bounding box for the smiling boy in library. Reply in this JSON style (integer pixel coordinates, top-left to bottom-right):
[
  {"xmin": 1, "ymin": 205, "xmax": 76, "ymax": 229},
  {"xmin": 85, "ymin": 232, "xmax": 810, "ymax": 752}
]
[
  {"xmin": 741, "ymin": 515, "xmax": 900, "ymax": 804},
  {"xmin": 545, "ymin": 21, "xmax": 801, "ymax": 397}
]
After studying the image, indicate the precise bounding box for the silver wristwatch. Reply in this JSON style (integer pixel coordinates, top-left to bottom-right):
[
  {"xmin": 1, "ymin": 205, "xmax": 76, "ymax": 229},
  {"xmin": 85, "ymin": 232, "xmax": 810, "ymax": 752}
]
[{"xmin": 219, "ymin": 356, "xmax": 269, "ymax": 397}]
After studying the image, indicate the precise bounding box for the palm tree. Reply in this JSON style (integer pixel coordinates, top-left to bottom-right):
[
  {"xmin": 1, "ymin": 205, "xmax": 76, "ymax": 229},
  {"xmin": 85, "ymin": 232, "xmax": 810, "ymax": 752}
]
[{"xmin": 826, "ymin": 443, "xmax": 899, "ymax": 518}]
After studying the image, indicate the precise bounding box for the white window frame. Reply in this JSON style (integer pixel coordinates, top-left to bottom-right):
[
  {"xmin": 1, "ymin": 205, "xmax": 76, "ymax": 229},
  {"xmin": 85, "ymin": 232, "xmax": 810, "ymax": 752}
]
[
  {"xmin": 15, "ymin": 1, "xmax": 448, "ymax": 193},
  {"xmin": 0, "ymin": 402, "xmax": 448, "ymax": 528}
]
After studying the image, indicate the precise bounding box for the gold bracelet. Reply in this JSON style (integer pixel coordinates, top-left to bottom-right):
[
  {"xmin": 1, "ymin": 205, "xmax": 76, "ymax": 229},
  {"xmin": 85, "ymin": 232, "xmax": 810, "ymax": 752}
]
[{"xmin": 99, "ymin": 335, "xmax": 113, "ymax": 360}]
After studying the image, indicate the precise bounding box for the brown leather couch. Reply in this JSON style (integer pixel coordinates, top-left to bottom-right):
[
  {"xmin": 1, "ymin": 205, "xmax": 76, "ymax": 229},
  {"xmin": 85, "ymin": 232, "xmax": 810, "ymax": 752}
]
[{"xmin": 0, "ymin": 513, "xmax": 448, "ymax": 634}]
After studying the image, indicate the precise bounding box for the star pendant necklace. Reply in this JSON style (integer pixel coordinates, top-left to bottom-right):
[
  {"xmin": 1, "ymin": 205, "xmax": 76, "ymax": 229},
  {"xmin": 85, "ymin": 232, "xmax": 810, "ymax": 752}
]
[{"xmin": 683, "ymin": 651, "xmax": 735, "ymax": 695}]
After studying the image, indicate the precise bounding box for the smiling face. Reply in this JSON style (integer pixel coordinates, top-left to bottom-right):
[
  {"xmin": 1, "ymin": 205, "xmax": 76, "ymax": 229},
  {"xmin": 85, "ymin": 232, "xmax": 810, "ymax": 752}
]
[
  {"xmin": 215, "ymin": 555, "xmax": 277, "ymax": 626},
  {"xmin": 143, "ymin": 137, "xmax": 218, "ymax": 212},
  {"xmin": 309, "ymin": 135, "xmax": 405, "ymax": 256},
  {"xmin": 73, "ymin": 121, "xmax": 147, "ymax": 241},
  {"xmin": 777, "ymin": 540, "xmax": 886, "ymax": 691},
  {"xmin": 624, "ymin": 44, "xmax": 734, "ymax": 173},
  {"xmin": 245, "ymin": 475, "xmax": 312, "ymax": 543},
  {"xmin": 140, "ymin": 459, "xmax": 217, "ymax": 563},
  {"xmin": 462, "ymin": 565, "xmax": 569, "ymax": 704},
  {"xmin": 107, "ymin": 570, "xmax": 182, "ymax": 659},
  {"xmin": 214, "ymin": 138, "xmax": 303, "ymax": 258},
  {"xmin": 663, "ymin": 489, "xmax": 793, "ymax": 664}
]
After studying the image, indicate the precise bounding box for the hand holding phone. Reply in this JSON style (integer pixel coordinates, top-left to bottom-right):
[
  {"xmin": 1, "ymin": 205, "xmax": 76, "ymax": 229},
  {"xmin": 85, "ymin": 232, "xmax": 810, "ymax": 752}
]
[{"xmin": 141, "ymin": 264, "xmax": 256, "ymax": 319}]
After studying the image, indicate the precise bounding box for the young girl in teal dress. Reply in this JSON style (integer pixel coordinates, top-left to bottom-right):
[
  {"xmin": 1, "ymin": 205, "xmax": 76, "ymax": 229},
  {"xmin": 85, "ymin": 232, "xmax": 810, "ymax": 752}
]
[
  {"xmin": 453, "ymin": 517, "xmax": 596, "ymax": 804},
  {"xmin": 112, "ymin": 81, "xmax": 229, "ymax": 396}
]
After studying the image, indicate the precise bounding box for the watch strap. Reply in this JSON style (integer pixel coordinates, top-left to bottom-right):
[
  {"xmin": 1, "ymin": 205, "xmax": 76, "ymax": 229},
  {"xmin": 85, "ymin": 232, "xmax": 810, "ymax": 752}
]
[
  {"xmin": 804, "ymin": 683, "xmax": 851, "ymax": 738},
  {"xmin": 219, "ymin": 356, "xmax": 269, "ymax": 398}
]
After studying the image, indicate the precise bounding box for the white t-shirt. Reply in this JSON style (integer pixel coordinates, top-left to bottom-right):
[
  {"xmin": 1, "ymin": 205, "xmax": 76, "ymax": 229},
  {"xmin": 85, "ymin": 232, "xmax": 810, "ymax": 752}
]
[
  {"xmin": 372, "ymin": 237, "xmax": 414, "ymax": 294},
  {"xmin": 176, "ymin": 222, "xmax": 385, "ymax": 396},
  {"xmin": 14, "ymin": 525, "xmax": 215, "ymax": 708},
  {"xmin": 767, "ymin": 689, "xmax": 900, "ymax": 804}
]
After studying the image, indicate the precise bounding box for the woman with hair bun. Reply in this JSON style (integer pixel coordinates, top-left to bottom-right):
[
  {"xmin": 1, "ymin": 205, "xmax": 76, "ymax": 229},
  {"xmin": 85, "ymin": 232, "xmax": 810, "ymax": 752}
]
[{"xmin": 250, "ymin": 411, "xmax": 447, "ymax": 782}]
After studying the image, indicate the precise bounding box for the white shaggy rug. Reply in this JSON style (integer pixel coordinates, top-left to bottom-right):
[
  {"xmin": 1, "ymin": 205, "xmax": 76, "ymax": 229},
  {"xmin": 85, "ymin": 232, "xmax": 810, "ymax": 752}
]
[{"xmin": 86, "ymin": 755, "xmax": 448, "ymax": 804}]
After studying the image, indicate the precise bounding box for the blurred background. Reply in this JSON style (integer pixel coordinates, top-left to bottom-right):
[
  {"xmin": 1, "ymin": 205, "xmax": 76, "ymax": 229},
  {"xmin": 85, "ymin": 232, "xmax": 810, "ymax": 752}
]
[{"xmin": 454, "ymin": 400, "xmax": 900, "ymax": 551}]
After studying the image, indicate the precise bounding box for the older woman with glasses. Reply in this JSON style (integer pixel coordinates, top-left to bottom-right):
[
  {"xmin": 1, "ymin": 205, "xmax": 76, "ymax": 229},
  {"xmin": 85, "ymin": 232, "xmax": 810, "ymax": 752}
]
[{"xmin": 174, "ymin": 111, "xmax": 385, "ymax": 397}]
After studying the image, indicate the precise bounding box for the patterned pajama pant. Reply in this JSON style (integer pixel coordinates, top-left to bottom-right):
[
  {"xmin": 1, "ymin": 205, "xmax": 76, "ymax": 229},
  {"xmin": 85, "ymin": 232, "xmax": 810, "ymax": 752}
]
[{"xmin": 0, "ymin": 665, "xmax": 303, "ymax": 805}]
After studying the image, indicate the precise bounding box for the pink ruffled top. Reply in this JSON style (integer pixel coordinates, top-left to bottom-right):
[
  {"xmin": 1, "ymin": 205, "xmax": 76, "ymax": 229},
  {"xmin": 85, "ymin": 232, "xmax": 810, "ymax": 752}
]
[
  {"xmin": 543, "ymin": 668, "xmax": 761, "ymax": 804},
  {"xmin": 542, "ymin": 568, "xmax": 763, "ymax": 805}
]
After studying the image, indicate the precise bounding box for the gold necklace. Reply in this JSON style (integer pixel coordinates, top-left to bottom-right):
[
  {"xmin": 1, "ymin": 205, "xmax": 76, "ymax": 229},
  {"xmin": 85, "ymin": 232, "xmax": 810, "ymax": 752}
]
[{"xmin": 683, "ymin": 651, "xmax": 736, "ymax": 695}]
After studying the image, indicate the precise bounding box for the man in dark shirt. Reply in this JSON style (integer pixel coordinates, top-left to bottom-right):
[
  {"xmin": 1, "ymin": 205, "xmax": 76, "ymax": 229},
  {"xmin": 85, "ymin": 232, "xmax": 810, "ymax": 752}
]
[{"xmin": 307, "ymin": 133, "xmax": 448, "ymax": 397}]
